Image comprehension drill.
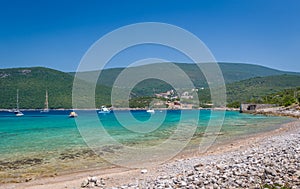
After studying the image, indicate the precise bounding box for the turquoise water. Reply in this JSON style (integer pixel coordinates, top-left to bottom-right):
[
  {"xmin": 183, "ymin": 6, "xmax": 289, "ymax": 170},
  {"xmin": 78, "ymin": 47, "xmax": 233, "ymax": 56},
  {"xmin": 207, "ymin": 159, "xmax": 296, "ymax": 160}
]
[{"xmin": 0, "ymin": 110, "xmax": 293, "ymax": 182}]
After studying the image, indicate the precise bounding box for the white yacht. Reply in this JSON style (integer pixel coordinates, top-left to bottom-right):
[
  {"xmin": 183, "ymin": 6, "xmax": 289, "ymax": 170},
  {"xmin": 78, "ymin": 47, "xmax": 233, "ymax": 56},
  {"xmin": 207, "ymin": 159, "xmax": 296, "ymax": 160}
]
[
  {"xmin": 98, "ymin": 106, "xmax": 111, "ymax": 113},
  {"xmin": 69, "ymin": 111, "xmax": 78, "ymax": 118},
  {"xmin": 146, "ymin": 109, "xmax": 155, "ymax": 113}
]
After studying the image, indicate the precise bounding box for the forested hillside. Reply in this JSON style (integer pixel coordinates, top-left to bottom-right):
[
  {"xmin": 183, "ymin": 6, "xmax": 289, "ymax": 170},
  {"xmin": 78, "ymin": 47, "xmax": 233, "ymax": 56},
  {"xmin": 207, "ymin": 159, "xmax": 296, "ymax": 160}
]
[
  {"xmin": 0, "ymin": 67, "xmax": 111, "ymax": 109},
  {"xmin": 0, "ymin": 63, "xmax": 299, "ymax": 109}
]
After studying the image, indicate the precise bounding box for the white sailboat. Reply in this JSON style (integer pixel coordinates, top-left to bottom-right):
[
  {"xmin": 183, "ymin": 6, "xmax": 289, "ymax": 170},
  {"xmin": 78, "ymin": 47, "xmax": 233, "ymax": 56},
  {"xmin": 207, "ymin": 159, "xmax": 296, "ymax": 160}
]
[
  {"xmin": 15, "ymin": 89, "xmax": 24, "ymax": 117},
  {"xmin": 41, "ymin": 90, "xmax": 49, "ymax": 113}
]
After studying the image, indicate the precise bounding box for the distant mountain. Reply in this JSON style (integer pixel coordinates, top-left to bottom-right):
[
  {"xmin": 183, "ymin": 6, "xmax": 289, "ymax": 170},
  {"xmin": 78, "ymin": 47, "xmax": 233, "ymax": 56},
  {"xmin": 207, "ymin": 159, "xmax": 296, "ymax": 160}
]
[
  {"xmin": 71, "ymin": 62, "xmax": 299, "ymax": 97},
  {"xmin": 214, "ymin": 62, "xmax": 299, "ymax": 83},
  {"xmin": 0, "ymin": 67, "xmax": 111, "ymax": 109},
  {"xmin": 70, "ymin": 63, "xmax": 300, "ymax": 88}
]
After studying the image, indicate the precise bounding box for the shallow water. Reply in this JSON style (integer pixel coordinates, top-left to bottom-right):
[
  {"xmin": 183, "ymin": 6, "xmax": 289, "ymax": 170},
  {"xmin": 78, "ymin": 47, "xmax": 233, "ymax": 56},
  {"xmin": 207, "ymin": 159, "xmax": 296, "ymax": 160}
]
[{"xmin": 0, "ymin": 110, "xmax": 293, "ymax": 182}]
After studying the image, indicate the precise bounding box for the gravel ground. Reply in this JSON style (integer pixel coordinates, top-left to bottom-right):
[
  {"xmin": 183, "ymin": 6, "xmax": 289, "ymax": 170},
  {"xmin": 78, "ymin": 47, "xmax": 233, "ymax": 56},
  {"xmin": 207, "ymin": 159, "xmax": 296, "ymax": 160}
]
[{"xmin": 81, "ymin": 121, "xmax": 300, "ymax": 189}]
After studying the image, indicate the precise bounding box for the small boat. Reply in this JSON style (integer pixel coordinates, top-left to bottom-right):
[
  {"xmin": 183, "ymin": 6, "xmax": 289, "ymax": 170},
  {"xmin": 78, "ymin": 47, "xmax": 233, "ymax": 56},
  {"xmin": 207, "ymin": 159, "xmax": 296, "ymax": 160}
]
[
  {"xmin": 98, "ymin": 106, "xmax": 111, "ymax": 113},
  {"xmin": 69, "ymin": 111, "xmax": 78, "ymax": 118},
  {"xmin": 146, "ymin": 109, "xmax": 155, "ymax": 113},
  {"xmin": 14, "ymin": 89, "xmax": 24, "ymax": 117},
  {"xmin": 15, "ymin": 111, "xmax": 24, "ymax": 117},
  {"xmin": 41, "ymin": 90, "xmax": 49, "ymax": 113}
]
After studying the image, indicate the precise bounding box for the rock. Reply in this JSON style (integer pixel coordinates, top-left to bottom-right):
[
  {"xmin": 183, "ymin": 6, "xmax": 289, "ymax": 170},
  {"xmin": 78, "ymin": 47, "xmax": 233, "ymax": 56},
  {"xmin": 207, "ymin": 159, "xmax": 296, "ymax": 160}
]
[
  {"xmin": 95, "ymin": 179, "xmax": 102, "ymax": 186},
  {"xmin": 90, "ymin": 176, "xmax": 98, "ymax": 182},
  {"xmin": 81, "ymin": 179, "xmax": 89, "ymax": 188},
  {"xmin": 274, "ymin": 179, "xmax": 284, "ymax": 186},
  {"xmin": 194, "ymin": 163, "xmax": 204, "ymax": 171},
  {"xmin": 193, "ymin": 179, "xmax": 200, "ymax": 186},
  {"xmin": 213, "ymin": 183, "xmax": 219, "ymax": 189},
  {"xmin": 141, "ymin": 169, "xmax": 148, "ymax": 174},
  {"xmin": 180, "ymin": 181, "xmax": 187, "ymax": 187},
  {"xmin": 187, "ymin": 176, "xmax": 194, "ymax": 182},
  {"xmin": 265, "ymin": 167, "xmax": 276, "ymax": 176},
  {"xmin": 186, "ymin": 170, "xmax": 194, "ymax": 176},
  {"xmin": 216, "ymin": 164, "xmax": 225, "ymax": 172},
  {"xmin": 235, "ymin": 179, "xmax": 243, "ymax": 186}
]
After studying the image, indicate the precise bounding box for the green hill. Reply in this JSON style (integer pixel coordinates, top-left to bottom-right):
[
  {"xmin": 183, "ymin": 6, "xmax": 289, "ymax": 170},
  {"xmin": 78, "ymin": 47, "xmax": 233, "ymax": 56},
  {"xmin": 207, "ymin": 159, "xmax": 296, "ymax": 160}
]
[
  {"xmin": 0, "ymin": 67, "xmax": 111, "ymax": 109},
  {"xmin": 225, "ymin": 74, "xmax": 300, "ymax": 106},
  {"xmin": 0, "ymin": 63, "xmax": 299, "ymax": 109},
  {"xmin": 215, "ymin": 62, "xmax": 296, "ymax": 82},
  {"xmin": 254, "ymin": 87, "xmax": 300, "ymax": 107}
]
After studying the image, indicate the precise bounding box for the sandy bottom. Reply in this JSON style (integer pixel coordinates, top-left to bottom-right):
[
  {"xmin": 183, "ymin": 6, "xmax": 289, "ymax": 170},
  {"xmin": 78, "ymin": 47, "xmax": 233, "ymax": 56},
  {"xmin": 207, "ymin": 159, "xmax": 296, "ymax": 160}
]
[{"xmin": 1, "ymin": 120, "xmax": 299, "ymax": 189}]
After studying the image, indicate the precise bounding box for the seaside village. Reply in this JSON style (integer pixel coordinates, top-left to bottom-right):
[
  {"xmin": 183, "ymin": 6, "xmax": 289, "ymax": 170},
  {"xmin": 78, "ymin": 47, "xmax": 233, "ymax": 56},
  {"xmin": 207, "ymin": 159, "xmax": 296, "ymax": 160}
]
[{"xmin": 154, "ymin": 89, "xmax": 199, "ymax": 109}]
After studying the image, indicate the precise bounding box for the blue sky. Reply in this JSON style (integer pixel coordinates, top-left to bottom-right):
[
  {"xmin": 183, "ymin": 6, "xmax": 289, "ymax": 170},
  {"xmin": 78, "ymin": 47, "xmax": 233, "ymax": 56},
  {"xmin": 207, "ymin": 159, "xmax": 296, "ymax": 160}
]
[{"xmin": 0, "ymin": 0, "xmax": 299, "ymax": 72}]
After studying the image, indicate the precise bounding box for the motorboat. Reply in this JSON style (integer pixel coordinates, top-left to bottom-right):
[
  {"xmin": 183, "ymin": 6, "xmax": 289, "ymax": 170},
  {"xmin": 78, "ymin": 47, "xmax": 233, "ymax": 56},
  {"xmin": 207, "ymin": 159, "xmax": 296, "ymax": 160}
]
[
  {"xmin": 98, "ymin": 106, "xmax": 111, "ymax": 113},
  {"xmin": 146, "ymin": 109, "xmax": 155, "ymax": 113},
  {"xmin": 69, "ymin": 111, "xmax": 78, "ymax": 118}
]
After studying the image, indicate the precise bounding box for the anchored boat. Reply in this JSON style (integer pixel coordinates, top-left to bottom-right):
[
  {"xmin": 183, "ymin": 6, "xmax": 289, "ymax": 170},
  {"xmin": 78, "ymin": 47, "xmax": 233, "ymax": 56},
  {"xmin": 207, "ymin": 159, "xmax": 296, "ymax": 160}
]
[
  {"xmin": 69, "ymin": 111, "xmax": 78, "ymax": 118},
  {"xmin": 98, "ymin": 106, "xmax": 111, "ymax": 114},
  {"xmin": 14, "ymin": 89, "xmax": 24, "ymax": 117},
  {"xmin": 41, "ymin": 90, "xmax": 49, "ymax": 113}
]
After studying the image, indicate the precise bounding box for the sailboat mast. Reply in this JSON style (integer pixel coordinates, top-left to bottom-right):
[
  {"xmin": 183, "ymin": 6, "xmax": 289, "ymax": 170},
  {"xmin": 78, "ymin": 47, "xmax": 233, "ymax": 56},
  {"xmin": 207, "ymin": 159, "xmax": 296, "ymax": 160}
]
[
  {"xmin": 16, "ymin": 89, "xmax": 19, "ymax": 110},
  {"xmin": 45, "ymin": 90, "xmax": 49, "ymax": 110}
]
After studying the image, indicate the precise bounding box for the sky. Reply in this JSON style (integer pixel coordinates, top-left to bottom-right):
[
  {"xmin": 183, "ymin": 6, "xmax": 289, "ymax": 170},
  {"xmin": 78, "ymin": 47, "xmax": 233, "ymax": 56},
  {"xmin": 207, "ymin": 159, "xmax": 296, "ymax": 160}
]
[{"xmin": 0, "ymin": 0, "xmax": 299, "ymax": 72}]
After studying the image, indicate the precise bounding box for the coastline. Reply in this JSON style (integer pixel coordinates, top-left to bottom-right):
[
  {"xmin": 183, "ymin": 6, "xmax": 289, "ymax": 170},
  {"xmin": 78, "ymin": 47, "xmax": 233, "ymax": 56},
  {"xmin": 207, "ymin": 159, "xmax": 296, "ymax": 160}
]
[
  {"xmin": 1, "ymin": 117, "xmax": 299, "ymax": 188},
  {"xmin": 0, "ymin": 107, "xmax": 239, "ymax": 112},
  {"xmin": 254, "ymin": 106, "xmax": 300, "ymax": 119}
]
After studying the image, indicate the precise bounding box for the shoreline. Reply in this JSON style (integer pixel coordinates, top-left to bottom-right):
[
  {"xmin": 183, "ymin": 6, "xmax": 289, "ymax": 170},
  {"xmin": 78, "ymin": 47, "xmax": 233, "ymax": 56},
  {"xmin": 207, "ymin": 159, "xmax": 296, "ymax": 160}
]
[
  {"xmin": 0, "ymin": 107, "xmax": 239, "ymax": 112},
  {"xmin": 1, "ymin": 118, "xmax": 299, "ymax": 189},
  {"xmin": 245, "ymin": 105, "xmax": 300, "ymax": 119}
]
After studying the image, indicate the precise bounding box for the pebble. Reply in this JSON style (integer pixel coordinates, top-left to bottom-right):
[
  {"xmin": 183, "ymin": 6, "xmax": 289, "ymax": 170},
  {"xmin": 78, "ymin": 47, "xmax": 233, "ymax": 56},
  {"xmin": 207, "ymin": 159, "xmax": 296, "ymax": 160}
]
[{"xmin": 81, "ymin": 179, "xmax": 89, "ymax": 188}]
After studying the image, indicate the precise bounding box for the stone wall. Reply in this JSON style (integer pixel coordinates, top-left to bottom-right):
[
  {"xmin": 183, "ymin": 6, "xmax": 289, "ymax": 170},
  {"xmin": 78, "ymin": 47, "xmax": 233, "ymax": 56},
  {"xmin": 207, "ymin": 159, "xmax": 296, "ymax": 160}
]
[{"xmin": 240, "ymin": 103, "xmax": 276, "ymax": 113}]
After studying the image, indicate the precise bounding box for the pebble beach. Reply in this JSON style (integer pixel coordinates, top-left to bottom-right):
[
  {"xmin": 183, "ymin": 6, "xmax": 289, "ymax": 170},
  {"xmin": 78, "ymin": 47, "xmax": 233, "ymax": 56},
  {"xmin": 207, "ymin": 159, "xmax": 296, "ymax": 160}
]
[
  {"xmin": 139, "ymin": 121, "xmax": 300, "ymax": 189},
  {"xmin": 83, "ymin": 120, "xmax": 299, "ymax": 189}
]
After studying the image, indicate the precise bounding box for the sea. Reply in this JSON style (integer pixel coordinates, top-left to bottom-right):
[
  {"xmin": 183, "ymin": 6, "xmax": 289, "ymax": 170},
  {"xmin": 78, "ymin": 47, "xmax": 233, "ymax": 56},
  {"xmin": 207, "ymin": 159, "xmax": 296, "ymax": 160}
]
[{"xmin": 0, "ymin": 110, "xmax": 294, "ymax": 182}]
